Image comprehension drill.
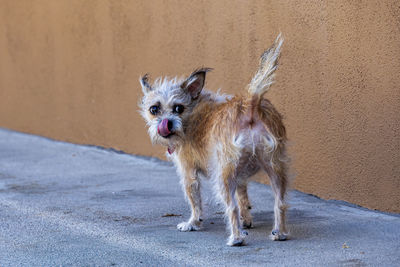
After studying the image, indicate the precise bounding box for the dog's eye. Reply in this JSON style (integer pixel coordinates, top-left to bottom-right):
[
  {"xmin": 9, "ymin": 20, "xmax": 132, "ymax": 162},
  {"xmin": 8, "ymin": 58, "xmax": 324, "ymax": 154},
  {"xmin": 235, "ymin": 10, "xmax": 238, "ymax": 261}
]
[
  {"xmin": 173, "ymin": 104, "xmax": 184, "ymax": 114},
  {"xmin": 149, "ymin": 105, "xmax": 159, "ymax": 115}
]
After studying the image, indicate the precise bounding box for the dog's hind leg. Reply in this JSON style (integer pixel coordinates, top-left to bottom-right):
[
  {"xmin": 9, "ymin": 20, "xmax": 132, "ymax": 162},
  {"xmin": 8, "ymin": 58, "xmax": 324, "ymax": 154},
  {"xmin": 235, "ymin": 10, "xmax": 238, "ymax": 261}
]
[
  {"xmin": 236, "ymin": 182, "xmax": 253, "ymax": 229},
  {"xmin": 216, "ymin": 164, "xmax": 249, "ymax": 246},
  {"xmin": 260, "ymin": 150, "xmax": 289, "ymax": 241}
]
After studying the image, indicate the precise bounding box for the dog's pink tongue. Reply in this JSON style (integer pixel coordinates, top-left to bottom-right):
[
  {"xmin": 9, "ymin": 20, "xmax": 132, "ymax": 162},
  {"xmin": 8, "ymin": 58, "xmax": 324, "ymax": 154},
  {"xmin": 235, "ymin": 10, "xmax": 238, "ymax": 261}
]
[
  {"xmin": 168, "ymin": 146, "xmax": 175, "ymax": 154},
  {"xmin": 158, "ymin": 119, "xmax": 171, "ymax": 137}
]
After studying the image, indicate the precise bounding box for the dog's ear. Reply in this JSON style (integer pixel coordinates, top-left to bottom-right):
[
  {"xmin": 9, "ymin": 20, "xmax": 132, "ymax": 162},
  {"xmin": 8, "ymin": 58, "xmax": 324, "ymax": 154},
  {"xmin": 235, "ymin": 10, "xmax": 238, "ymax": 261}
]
[
  {"xmin": 140, "ymin": 74, "xmax": 152, "ymax": 94},
  {"xmin": 181, "ymin": 68, "xmax": 212, "ymax": 99}
]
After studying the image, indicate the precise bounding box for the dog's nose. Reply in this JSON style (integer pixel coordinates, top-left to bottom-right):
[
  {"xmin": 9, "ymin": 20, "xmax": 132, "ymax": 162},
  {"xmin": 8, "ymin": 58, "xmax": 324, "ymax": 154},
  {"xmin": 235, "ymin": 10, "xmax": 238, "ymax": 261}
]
[
  {"xmin": 158, "ymin": 118, "xmax": 173, "ymax": 137},
  {"xmin": 167, "ymin": 120, "xmax": 173, "ymax": 131}
]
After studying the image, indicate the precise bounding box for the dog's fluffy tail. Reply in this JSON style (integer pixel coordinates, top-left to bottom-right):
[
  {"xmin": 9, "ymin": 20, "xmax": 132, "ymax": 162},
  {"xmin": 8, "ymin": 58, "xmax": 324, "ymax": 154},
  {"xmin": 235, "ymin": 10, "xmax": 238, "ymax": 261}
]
[{"xmin": 248, "ymin": 34, "xmax": 283, "ymax": 103}]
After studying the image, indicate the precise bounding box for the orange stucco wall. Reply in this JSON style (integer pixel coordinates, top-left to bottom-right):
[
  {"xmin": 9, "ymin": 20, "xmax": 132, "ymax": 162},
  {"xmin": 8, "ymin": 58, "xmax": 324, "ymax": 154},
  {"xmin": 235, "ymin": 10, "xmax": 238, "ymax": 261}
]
[{"xmin": 0, "ymin": 1, "xmax": 399, "ymax": 213}]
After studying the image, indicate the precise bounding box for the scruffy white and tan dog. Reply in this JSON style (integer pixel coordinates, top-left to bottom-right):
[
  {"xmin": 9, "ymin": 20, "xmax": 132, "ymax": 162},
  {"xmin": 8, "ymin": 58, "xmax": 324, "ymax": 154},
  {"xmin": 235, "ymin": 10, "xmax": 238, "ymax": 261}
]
[{"xmin": 139, "ymin": 35, "xmax": 288, "ymax": 246}]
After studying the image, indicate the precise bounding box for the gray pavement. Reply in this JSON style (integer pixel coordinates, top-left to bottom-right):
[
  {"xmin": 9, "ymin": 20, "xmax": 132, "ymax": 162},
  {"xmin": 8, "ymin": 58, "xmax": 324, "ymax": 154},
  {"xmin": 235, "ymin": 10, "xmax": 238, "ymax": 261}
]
[{"xmin": 0, "ymin": 128, "xmax": 399, "ymax": 266}]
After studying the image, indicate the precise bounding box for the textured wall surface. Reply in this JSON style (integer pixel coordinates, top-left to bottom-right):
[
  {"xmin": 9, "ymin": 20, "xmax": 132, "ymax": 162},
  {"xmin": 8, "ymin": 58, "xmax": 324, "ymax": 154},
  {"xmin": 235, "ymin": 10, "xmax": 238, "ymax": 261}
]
[{"xmin": 0, "ymin": 0, "xmax": 399, "ymax": 213}]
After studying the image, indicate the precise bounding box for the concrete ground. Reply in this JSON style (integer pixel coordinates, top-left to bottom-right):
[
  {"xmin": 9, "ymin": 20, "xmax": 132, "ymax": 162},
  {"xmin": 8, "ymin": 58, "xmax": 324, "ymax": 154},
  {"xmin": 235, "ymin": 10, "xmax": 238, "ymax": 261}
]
[{"xmin": 0, "ymin": 128, "xmax": 399, "ymax": 267}]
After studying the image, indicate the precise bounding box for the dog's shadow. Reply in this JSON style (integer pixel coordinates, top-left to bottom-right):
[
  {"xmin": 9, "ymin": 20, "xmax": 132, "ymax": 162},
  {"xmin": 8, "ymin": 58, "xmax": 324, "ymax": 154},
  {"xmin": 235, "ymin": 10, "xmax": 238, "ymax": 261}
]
[
  {"xmin": 203, "ymin": 208, "xmax": 339, "ymax": 242},
  {"xmin": 253, "ymin": 209, "xmax": 329, "ymax": 240}
]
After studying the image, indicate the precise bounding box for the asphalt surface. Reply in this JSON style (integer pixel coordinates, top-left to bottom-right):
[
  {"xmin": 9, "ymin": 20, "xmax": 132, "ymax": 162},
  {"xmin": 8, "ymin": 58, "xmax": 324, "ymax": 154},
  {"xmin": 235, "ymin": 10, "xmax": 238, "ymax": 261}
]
[{"xmin": 0, "ymin": 128, "xmax": 399, "ymax": 266}]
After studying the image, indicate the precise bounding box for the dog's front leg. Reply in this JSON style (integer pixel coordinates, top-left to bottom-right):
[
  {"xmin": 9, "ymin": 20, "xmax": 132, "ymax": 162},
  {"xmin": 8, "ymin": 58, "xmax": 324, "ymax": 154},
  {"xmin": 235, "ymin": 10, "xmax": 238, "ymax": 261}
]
[{"xmin": 177, "ymin": 169, "xmax": 202, "ymax": 231}]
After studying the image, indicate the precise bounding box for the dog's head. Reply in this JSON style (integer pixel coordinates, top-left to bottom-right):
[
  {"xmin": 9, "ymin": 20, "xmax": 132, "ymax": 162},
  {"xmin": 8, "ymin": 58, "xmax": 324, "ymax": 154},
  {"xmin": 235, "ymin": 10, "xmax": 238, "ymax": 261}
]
[{"xmin": 139, "ymin": 68, "xmax": 212, "ymax": 151}]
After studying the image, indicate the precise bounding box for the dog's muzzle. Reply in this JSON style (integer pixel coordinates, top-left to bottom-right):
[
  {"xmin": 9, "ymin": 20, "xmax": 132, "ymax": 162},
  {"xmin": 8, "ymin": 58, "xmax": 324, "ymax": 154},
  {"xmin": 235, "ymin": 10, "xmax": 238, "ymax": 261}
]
[{"xmin": 158, "ymin": 118, "xmax": 173, "ymax": 137}]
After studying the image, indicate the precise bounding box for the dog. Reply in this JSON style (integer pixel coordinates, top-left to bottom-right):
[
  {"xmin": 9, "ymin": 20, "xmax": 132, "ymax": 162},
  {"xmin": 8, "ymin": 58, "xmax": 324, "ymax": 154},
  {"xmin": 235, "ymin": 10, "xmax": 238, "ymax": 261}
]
[{"xmin": 139, "ymin": 34, "xmax": 288, "ymax": 246}]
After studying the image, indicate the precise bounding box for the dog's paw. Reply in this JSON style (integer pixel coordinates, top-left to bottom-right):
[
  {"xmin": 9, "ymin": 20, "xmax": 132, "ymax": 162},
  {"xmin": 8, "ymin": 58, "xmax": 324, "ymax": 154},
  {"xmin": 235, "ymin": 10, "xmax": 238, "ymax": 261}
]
[
  {"xmin": 241, "ymin": 219, "xmax": 253, "ymax": 229},
  {"xmin": 240, "ymin": 210, "xmax": 253, "ymax": 229},
  {"xmin": 177, "ymin": 221, "xmax": 200, "ymax": 232},
  {"xmin": 227, "ymin": 235, "xmax": 246, "ymax": 246},
  {"xmin": 269, "ymin": 229, "xmax": 288, "ymax": 241}
]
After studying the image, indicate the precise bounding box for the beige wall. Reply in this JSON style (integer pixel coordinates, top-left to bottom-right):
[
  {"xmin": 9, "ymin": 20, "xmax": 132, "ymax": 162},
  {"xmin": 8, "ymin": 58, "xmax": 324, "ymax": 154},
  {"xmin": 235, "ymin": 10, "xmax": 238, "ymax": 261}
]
[{"xmin": 0, "ymin": 0, "xmax": 399, "ymax": 213}]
